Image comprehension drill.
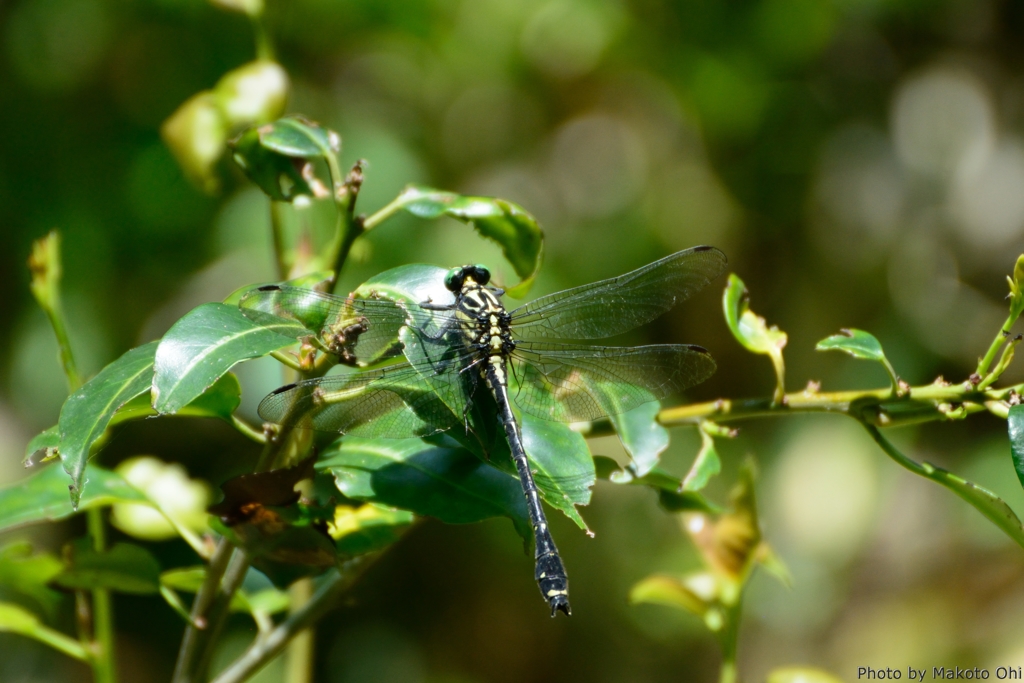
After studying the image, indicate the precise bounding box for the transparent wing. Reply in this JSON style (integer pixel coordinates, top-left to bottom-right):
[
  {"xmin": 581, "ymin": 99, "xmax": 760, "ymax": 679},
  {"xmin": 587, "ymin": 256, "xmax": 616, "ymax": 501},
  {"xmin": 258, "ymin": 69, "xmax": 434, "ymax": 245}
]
[
  {"xmin": 239, "ymin": 285, "xmax": 467, "ymax": 365},
  {"xmin": 257, "ymin": 362, "xmax": 465, "ymax": 439},
  {"xmin": 509, "ymin": 342, "xmax": 717, "ymax": 423},
  {"xmin": 509, "ymin": 246, "xmax": 726, "ymax": 340}
]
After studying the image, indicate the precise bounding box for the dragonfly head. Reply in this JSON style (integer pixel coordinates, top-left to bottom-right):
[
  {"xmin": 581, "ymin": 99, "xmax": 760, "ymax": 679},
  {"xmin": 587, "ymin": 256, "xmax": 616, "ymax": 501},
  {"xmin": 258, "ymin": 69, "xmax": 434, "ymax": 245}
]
[{"xmin": 444, "ymin": 264, "xmax": 491, "ymax": 292}]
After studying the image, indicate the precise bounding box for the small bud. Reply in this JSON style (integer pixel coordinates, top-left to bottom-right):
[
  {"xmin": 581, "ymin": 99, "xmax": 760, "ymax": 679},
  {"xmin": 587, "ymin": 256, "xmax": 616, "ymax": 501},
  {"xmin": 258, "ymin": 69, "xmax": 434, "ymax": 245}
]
[
  {"xmin": 214, "ymin": 60, "xmax": 289, "ymax": 128},
  {"xmin": 161, "ymin": 92, "xmax": 227, "ymax": 194}
]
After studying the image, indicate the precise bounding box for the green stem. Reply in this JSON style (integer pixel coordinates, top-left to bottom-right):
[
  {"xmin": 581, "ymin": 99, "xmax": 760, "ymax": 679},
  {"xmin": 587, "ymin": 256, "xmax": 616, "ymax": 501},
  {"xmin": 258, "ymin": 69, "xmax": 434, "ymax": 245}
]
[
  {"xmin": 859, "ymin": 422, "xmax": 928, "ymax": 476},
  {"xmin": 769, "ymin": 354, "xmax": 785, "ymax": 407},
  {"xmin": 210, "ymin": 558, "xmax": 370, "ymax": 683},
  {"xmin": 361, "ymin": 193, "xmax": 408, "ymax": 232},
  {"xmin": 324, "ymin": 164, "xmax": 365, "ymax": 294},
  {"xmin": 29, "ymin": 231, "xmax": 82, "ymax": 391},
  {"xmin": 232, "ymin": 415, "xmax": 268, "ymax": 444},
  {"xmin": 87, "ymin": 509, "xmax": 116, "ymax": 683},
  {"xmin": 250, "ymin": 14, "xmax": 273, "ymax": 61},
  {"xmin": 978, "ymin": 337, "xmax": 1021, "ymax": 391},
  {"xmin": 47, "ymin": 305, "xmax": 82, "ymax": 392},
  {"xmin": 270, "ymin": 349, "xmax": 302, "ymax": 371},
  {"xmin": 31, "ymin": 622, "xmax": 92, "ymax": 661},
  {"xmin": 717, "ymin": 593, "xmax": 743, "ymax": 683},
  {"xmin": 270, "ymin": 202, "xmax": 290, "ymax": 279},
  {"xmin": 285, "ymin": 579, "xmax": 314, "ymax": 683},
  {"xmin": 977, "ymin": 304, "xmax": 1023, "ymax": 378}
]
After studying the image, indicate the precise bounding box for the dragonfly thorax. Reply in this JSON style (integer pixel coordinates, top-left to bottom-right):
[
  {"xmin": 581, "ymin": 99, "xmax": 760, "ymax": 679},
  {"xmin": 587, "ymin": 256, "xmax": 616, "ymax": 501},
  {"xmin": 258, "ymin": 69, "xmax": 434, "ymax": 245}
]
[{"xmin": 455, "ymin": 279, "xmax": 515, "ymax": 358}]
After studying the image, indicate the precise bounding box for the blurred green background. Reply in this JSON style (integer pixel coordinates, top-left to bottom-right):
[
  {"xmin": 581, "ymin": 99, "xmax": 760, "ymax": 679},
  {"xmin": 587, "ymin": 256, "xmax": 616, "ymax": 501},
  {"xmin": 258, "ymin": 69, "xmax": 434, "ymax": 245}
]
[{"xmin": 3, "ymin": 0, "xmax": 1024, "ymax": 681}]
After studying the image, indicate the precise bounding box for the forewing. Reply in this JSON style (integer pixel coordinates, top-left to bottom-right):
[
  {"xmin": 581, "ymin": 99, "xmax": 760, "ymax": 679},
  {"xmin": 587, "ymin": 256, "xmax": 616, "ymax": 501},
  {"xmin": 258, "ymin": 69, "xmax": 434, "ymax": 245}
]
[
  {"xmin": 509, "ymin": 342, "xmax": 716, "ymax": 423},
  {"xmin": 509, "ymin": 246, "xmax": 726, "ymax": 340},
  {"xmin": 257, "ymin": 362, "xmax": 461, "ymax": 438}
]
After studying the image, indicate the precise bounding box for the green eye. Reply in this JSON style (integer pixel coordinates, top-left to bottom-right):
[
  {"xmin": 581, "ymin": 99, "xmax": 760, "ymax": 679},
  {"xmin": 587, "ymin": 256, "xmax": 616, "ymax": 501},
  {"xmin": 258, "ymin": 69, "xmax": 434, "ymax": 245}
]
[
  {"xmin": 444, "ymin": 267, "xmax": 463, "ymax": 291},
  {"xmin": 472, "ymin": 264, "xmax": 491, "ymax": 284}
]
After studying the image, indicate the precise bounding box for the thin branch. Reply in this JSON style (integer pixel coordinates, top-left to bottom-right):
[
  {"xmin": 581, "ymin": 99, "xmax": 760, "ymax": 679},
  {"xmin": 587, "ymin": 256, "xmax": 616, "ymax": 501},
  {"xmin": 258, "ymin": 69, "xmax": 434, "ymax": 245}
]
[
  {"xmin": 87, "ymin": 509, "xmax": 116, "ymax": 683},
  {"xmin": 210, "ymin": 558, "xmax": 370, "ymax": 683},
  {"xmin": 172, "ymin": 540, "xmax": 236, "ymax": 683},
  {"xmin": 656, "ymin": 380, "xmax": 1020, "ymax": 429}
]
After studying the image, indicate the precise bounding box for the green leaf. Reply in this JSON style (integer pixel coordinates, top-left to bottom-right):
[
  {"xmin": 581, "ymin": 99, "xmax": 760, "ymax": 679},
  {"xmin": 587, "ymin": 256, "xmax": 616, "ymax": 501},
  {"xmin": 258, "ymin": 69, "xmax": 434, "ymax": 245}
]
[
  {"xmin": 389, "ymin": 185, "xmax": 544, "ymax": 297},
  {"xmin": 0, "ymin": 542, "xmax": 63, "ymax": 617},
  {"xmin": 682, "ymin": 429, "xmax": 721, "ymax": 493},
  {"xmin": 0, "ymin": 464, "xmax": 151, "ymax": 533},
  {"xmin": 593, "ymin": 456, "xmax": 718, "ymax": 513},
  {"xmin": 816, "ymin": 328, "xmax": 885, "ymax": 361},
  {"xmin": 517, "ymin": 412, "xmax": 594, "ymax": 531},
  {"xmin": 722, "ymin": 273, "xmax": 787, "ymax": 402},
  {"xmin": 723, "ymin": 273, "xmax": 787, "ymax": 356},
  {"xmin": 353, "ymin": 264, "xmax": 453, "ymax": 307},
  {"xmin": 59, "ymin": 341, "xmax": 159, "ymax": 507},
  {"xmin": 229, "ymin": 116, "xmax": 337, "ymax": 202},
  {"xmin": 53, "ymin": 540, "xmax": 161, "ymax": 594},
  {"xmin": 317, "ymin": 437, "xmax": 531, "ymax": 541},
  {"xmin": 1007, "ymin": 404, "xmax": 1024, "ymax": 492},
  {"xmin": 328, "ymin": 503, "xmax": 415, "ymax": 559},
  {"xmin": 629, "ymin": 571, "xmax": 725, "ymax": 630},
  {"xmin": 766, "ymin": 667, "xmax": 845, "ymax": 683},
  {"xmin": 920, "ymin": 460, "xmax": 1024, "ymax": 547},
  {"xmin": 0, "ymin": 601, "xmax": 88, "ymax": 661},
  {"xmin": 602, "ymin": 394, "xmax": 668, "ymax": 478},
  {"xmin": 153, "ymin": 302, "xmax": 302, "ymax": 414},
  {"xmin": 115, "ymin": 372, "xmax": 242, "ymax": 424},
  {"xmin": 160, "ymin": 567, "xmax": 287, "ymax": 616},
  {"xmin": 23, "ymin": 426, "xmax": 59, "ymax": 467},
  {"xmin": 816, "ymin": 328, "xmax": 900, "ymax": 391}
]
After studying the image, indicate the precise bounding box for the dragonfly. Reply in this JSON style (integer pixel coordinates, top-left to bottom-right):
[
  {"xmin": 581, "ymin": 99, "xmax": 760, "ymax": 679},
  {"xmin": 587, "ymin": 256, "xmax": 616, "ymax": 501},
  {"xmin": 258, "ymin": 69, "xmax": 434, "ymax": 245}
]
[{"xmin": 239, "ymin": 245, "xmax": 727, "ymax": 616}]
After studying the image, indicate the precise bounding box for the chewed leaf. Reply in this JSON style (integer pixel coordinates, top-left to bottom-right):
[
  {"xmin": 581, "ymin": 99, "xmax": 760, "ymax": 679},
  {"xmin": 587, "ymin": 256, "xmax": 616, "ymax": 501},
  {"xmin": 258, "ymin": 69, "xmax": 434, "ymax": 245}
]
[
  {"xmin": 682, "ymin": 429, "xmax": 721, "ymax": 493},
  {"xmin": 23, "ymin": 426, "xmax": 59, "ymax": 467},
  {"xmin": 723, "ymin": 274, "xmax": 787, "ymax": 356},
  {"xmin": 388, "ymin": 186, "xmax": 543, "ymax": 297},
  {"xmin": 722, "ymin": 274, "xmax": 786, "ymax": 403}
]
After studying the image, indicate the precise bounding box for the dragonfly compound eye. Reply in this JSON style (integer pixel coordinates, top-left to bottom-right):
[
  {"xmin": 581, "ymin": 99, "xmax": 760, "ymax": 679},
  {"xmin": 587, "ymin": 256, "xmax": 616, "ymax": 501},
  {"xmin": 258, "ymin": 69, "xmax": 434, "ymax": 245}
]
[
  {"xmin": 444, "ymin": 267, "xmax": 465, "ymax": 292},
  {"xmin": 471, "ymin": 264, "xmax": 491, "ymax": 285}
]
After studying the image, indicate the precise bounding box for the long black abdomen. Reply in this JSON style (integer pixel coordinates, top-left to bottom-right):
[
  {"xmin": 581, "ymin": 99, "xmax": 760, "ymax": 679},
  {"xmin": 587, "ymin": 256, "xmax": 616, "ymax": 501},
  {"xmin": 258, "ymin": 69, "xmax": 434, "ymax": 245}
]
[{"xmin": 483, "ymin": 359, "xmax": 571, "ymax": 616}]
